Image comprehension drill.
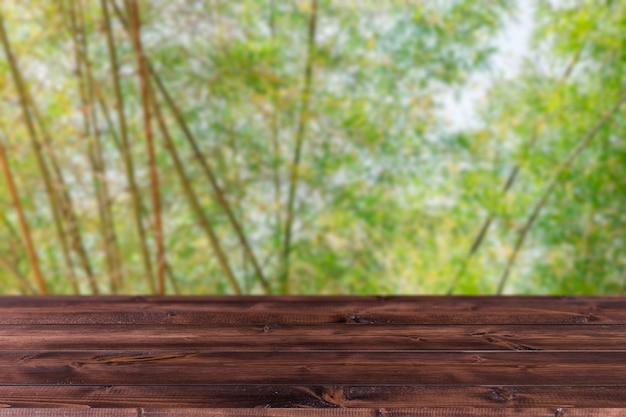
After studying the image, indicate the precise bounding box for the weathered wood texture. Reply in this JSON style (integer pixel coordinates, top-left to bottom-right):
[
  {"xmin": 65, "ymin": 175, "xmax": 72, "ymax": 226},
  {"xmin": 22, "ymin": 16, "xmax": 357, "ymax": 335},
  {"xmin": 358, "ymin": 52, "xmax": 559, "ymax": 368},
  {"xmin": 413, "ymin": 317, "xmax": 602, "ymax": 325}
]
[
  {"xmin": 2, "ymin": 409, "xmax": 626, "ymax": 416},
  {"xmin": 1, "ymin": 296, "xmax": 625, "ymax": 416}
]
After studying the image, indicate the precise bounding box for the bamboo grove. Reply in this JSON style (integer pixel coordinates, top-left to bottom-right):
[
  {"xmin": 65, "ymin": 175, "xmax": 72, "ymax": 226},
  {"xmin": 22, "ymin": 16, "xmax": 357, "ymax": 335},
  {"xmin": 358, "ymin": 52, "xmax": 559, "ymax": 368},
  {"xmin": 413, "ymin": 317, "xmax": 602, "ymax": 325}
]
[{"xmin": 0, "ymin": 1, "xmax": 625, "ymax": 295}]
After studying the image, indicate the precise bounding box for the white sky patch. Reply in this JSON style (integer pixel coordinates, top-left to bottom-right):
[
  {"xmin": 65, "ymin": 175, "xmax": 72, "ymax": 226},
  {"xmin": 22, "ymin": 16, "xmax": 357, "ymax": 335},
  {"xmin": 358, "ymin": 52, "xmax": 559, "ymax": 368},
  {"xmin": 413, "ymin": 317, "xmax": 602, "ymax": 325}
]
[{"xmin": 440, "ymin": 2, "xmax": 536, "ymax": 131}]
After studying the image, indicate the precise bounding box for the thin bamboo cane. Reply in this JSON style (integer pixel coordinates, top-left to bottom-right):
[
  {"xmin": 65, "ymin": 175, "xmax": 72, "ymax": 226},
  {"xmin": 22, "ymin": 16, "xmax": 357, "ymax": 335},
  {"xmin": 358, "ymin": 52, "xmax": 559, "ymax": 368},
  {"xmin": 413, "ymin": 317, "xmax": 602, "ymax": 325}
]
[
  {"xmin": 281, "ymin": 0, "xmax": 318, "ymax": 294},
  {"xmin": 269, "ymin": 0, "xmax": 283, "ymax": 268},
  {"xmin": 128, "ymin": 0, "xmax": 165, "ymax": 295},
  {"xmin": 68, "ymin": 0, "xmax": 124, "ymax": 293},
  {"xmin": 0, "ymin": 211, "xmax": 23, "ymax": 247},
  {"xmin": 0, "ymin": 152, "xmax": 42, "ymax": 294},
  {"xmin": 165, "ymin": 261, "xmax": 181, "ymax": 295},
  {"xmin": 497, "ymin": 92, "xmax": 626, "ymax": 294},
  {"xmin": 14, "ymin": 1, "xmax": 106, "ymax": 295},
  {"xmin": 152, "ymin": 67, "xmax": 269, "ymax": 293},
  {"xmin": 152, "ymin": 90, "xmax": 242, "ymax": 294},
  {"xmin": 101, "ymin": 0, "xmax": 155, "ymax": 293},
  {"xmin": 0, "ymin": 252, "xmax": 32, "ymax": 294},
  {"xmin": 0, "ymin": 11, "xmax": 77, "ymax": 294},
  {"xmin": 64, "ymin": 0, "xmax": 111, "ymax": 294},
  {"xmin": 27, "ymin": 98, "xmax": 84, "ymax": 295},
  {"xmin": 447, "ymin": 47, "xmax": 587, "ymax": 295},
  {"xmin": 111, "ymin": 0, "xmax": 271, "ymax": 293},
  {"xmin": 0, "ymin": 137, "xmax": 47, "ymax": 294},
  {"xmin": 95, "ymin": 90, "xmax": 121, "ymax": 151}
]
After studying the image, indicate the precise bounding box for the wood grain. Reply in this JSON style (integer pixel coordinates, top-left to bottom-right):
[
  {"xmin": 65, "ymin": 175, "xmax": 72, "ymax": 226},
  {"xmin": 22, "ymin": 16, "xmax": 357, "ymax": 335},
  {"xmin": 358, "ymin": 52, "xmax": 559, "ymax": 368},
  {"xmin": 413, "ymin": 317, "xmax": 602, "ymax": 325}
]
[
  {"xmin": 0, "ymin": 385, "xmax": 625, "ymax": 408},
  {"xmin": 1, "ymin": 324, "xmax": 625, "ymax": 351},
  {"xmin": 1, "ymin": 409, "xmax": 626, "ymax": 416},
  {"xmin": 3, "ymin": 350, "xmax": 626, "ymax": 385},
  {"xmin": 0, "ymin": 296, "xmax": 622, "ymax": 324},
  {"xmin": 1, "ymin": 296, "xmax": 626, "ymax": 412}
]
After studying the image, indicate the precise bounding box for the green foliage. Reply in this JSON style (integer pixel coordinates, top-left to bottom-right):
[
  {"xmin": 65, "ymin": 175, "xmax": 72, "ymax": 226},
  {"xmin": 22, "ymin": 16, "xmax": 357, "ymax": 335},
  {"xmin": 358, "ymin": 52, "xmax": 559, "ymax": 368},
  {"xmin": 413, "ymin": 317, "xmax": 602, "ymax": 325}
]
[{"xmin": 0, "ymin": 0, "xmax": 624, "ymax": 294}]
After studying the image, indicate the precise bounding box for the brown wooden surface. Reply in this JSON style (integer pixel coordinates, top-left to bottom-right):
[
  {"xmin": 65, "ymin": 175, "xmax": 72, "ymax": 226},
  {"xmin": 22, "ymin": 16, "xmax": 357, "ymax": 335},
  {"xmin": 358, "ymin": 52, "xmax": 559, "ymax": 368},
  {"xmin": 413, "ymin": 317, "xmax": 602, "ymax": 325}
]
[
  {"xmin": 2, "ymin": 409, "xmax": 626, "ymax": 416},
  {"xmin": 0, "ymin": 295, "xmax": 623, "ymax": 324},
  {"xmin": 1, "ymin": 296, "xmax": 625, "ymax": 415},
  {"xmin": 3, "ymin": 324, "xmax": 626, "ymax": 350}
]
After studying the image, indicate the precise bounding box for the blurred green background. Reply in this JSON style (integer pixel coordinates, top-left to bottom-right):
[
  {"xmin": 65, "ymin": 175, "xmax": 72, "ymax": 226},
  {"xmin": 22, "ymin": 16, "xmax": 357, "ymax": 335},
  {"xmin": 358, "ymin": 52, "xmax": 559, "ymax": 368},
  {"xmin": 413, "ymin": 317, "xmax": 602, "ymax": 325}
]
[{"xmin": 0, "ymin": 0, "xmax": 624, "ymax": 295}]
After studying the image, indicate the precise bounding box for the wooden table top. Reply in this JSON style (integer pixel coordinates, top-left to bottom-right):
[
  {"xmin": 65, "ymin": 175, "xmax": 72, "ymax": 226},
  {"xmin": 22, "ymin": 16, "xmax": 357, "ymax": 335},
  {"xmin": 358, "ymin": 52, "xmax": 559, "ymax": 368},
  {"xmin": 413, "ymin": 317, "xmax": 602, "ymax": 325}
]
[{"xmin": 1, "ymin": 296, "xmax": 626, "ymax": 416}]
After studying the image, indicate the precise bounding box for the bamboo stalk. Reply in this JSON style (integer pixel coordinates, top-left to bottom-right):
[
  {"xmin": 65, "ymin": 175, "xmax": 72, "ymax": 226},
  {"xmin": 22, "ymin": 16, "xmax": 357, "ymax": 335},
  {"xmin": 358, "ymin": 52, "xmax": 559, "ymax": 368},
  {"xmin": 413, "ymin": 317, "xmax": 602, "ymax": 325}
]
[
  {"xmin": 81, "ymin": 0, "xmax": 124, "ymax": 294},
  {"xmin": 27, "ymin": 104, "xmax": 84, "ymax": 295},
  {"xmin": 128, "ymin": 0, "xmax": 165, "ymax": 295},
  {"xmin": 152, "ymin": 67, "xmax": 270, "ymax": 293},
  {"xmin": 0, "ymin": 144, "xmax": 34, "ymax": 295},
  {"xmin": 281, "ymin": 0, "xmax": 318, "ymax": 294},
  {"xmin": 29, "ymin": 92, "xmax": 93, "ymax": 293},
  {"xmin": 101, "ymin": 0, "xmax": 155, "ymax": 293},
  {"xmin": 29, "ymin": 98, "xmax": 91, "ymax": 295},
  {"xmin": 0, "ymin": 165, "xmax": 37, "ymax": 295},
  {"xmin": 0, "ymin": 136, "xmax": 47, "ymax": 294},
  {"xmin": 66, "ymin": 0, "xmax": 108, "ymax": 291},
  {"xmin": 10, "ymin": 1, "xmax": 107, "ymax": 295},
  {"xmin": 1, "ymin": 211, "xmax": 22, "ymax": 246},
  {"xmin": 95, "ymin": 89, "xmax": 121, "ymax": 151},
  {"xmin": 152, "ymin": 90, "xmax": 242, "ymax": 294},
  {"xmin": 447, "ymin": 47, "xmax": 586, "ymax": 295},
  {"xmin": 269, "ymin": 0, "xmax": 283, "ymax": 263},
  {"xmin": 0, "ymin": 11, "xmax": 79, "ymax": 295},
  {"xmin": 64, "ymin": 0, "xmax": 109, "ymax": 294},
  {"xmin": 117, "ymin": 1, "xmax": 271, "ymax": 293},
  {"xmin": 445, "ymin": 127, "xmax": 539, "ymax": 295},
  {"xmin": 496, "ymin": 92, "xmax": 626, "ymax": 294},
  {"xmin": 67, "ymin": 0, "xmax": 124, "ymax": 293},
  {"xmin": 165, "ymin": 261, "xmax": 181, "ymax": 295},
  {"xmin": 213, "ymin": 128, "xmax": 249, "ymax": 290},
  {"xmin": 0, "ymin": 251, "xmax": 33, "ymax": 294},
  {"xmin": 112, "ymin": 0, "xmax": 269, "ymax": 293}
]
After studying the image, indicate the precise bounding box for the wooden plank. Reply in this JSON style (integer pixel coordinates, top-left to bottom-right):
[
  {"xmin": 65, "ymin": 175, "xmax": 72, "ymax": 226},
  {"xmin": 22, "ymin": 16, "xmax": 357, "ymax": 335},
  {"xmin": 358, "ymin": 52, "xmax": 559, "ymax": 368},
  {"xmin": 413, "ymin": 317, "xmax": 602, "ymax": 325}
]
[
  {"xmin": 1, "ymin": 385, "xmax": 626, "ymax": 408},
  {"xmin": 143, "ymin": 410, "xmax": 626, "ymax": 417},
  {"xmin": 0, "ymin": 296, "xmax": 623, "ymax": 324},
  {"xmin": 1, "ymin": 408, "xmax": 626, "ymax": 417},
  {"xmin": 0, "ymin": 295, "xmax": 623, "ymax": 306},
  {"xmin": 0, "ymin": 411, "xmax": 136, "ymax": 417},
  {"xmin": 2, "ymin": 297, "xmax": 626, "ymax": 410},
  {"xmin": 3, "ymin": 351, "xmax": 626, "ymax": 385},
  {"xmin": 1, "ymin": 324, "xmax": 626, "ymax": 351}
]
